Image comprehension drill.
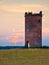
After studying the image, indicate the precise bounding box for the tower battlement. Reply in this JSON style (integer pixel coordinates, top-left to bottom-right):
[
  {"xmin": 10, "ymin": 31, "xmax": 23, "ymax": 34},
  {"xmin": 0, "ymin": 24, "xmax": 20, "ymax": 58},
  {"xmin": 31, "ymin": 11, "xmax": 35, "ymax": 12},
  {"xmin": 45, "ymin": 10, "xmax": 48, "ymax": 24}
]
[{"xmin": 25, "ymin": 11, "xmax": 42, "ymax": 17}]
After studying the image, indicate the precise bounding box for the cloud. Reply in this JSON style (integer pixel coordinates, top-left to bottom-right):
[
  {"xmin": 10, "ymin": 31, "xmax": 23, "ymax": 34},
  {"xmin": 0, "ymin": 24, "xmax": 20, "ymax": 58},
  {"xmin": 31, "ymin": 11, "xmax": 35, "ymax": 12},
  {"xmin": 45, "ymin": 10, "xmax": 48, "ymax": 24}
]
[
  {"xmin": 0, "ymin": 0, "xmax": 49, "ymax": 5},
  {"xmin": 42, "ymin": 27, "xmax": 49, "ymax": 37},
  {"xmin": 0, "ymin": 4, "xmax": 49, "ymax": 13},
  {"xmin": 0, "ymin": 31, "xmax": 24, "ymax": 45},
  {"xmin": 0, "ymin": 4, "xmax": 49, "ymax": 28}
]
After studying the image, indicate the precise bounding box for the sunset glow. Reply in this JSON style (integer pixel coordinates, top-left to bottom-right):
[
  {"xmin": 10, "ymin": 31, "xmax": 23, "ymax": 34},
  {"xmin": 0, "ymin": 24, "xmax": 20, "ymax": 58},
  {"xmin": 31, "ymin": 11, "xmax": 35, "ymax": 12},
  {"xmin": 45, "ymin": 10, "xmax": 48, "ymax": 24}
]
[{"xmin": 0, "ymin": 0, "xmax": 49, "ymax": 46}]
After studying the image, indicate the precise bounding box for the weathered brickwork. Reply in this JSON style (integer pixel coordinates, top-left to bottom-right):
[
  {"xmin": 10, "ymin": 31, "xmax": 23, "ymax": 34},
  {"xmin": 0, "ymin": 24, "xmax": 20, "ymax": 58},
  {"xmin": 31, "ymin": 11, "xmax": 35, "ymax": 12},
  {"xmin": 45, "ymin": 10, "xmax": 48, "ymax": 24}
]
[{"xmin": 25, "ymin": 11, "xmax": 42, "ymax": 47}]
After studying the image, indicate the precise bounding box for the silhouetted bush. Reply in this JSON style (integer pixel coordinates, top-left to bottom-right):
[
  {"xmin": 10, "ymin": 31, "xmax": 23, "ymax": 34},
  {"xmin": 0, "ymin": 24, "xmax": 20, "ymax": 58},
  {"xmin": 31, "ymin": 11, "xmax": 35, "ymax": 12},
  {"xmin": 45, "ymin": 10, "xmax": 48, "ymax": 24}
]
[
  {"xmin": 30, "ymin": 46, "xmax": 38, "ymax": 48},
  {"xmin": 40, "ymin": 46, "xmax": 49, "ymax": 48}
]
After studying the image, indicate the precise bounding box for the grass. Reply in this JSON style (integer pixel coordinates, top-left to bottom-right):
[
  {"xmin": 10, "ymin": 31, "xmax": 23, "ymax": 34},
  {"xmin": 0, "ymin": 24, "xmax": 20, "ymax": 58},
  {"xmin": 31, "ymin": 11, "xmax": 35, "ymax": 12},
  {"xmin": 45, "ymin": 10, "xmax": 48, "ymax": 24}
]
[{"xmin": 0, "ymin": 49, "xmax": 49, "ymax": 65}]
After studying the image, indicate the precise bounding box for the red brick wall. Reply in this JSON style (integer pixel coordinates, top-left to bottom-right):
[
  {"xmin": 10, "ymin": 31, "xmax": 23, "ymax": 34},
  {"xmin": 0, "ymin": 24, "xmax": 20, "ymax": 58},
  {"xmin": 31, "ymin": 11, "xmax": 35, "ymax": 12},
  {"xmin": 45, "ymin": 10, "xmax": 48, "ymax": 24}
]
[{"xmin": 25, "ymin": 12, "xmax": 42, "ymax": 47}]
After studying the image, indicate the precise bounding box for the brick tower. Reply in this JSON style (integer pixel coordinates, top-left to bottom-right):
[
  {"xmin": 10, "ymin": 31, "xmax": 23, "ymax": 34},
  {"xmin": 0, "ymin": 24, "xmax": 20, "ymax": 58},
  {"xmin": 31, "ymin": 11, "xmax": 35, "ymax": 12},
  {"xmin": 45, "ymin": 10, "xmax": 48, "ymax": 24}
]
[{"xmin": 25, "ymin": 11, "xmax": 42, "ymax": 47}]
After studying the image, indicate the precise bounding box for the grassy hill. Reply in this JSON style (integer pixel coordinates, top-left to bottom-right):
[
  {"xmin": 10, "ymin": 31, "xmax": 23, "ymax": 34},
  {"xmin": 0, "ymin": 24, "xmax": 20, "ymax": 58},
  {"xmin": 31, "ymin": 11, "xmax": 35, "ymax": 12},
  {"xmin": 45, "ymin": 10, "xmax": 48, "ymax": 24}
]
[{"xmin": 0, "ymin": 49, "xmax": 49, "ymax": 65}]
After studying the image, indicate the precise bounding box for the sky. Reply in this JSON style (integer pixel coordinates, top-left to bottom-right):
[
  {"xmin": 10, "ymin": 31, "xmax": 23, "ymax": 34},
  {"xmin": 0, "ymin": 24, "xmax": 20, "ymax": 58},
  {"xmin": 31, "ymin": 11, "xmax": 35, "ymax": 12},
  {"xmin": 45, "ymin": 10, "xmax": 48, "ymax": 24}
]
[{"xmin": 0, "ymin": 0, "xmax": 49, "ymax": 46}]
